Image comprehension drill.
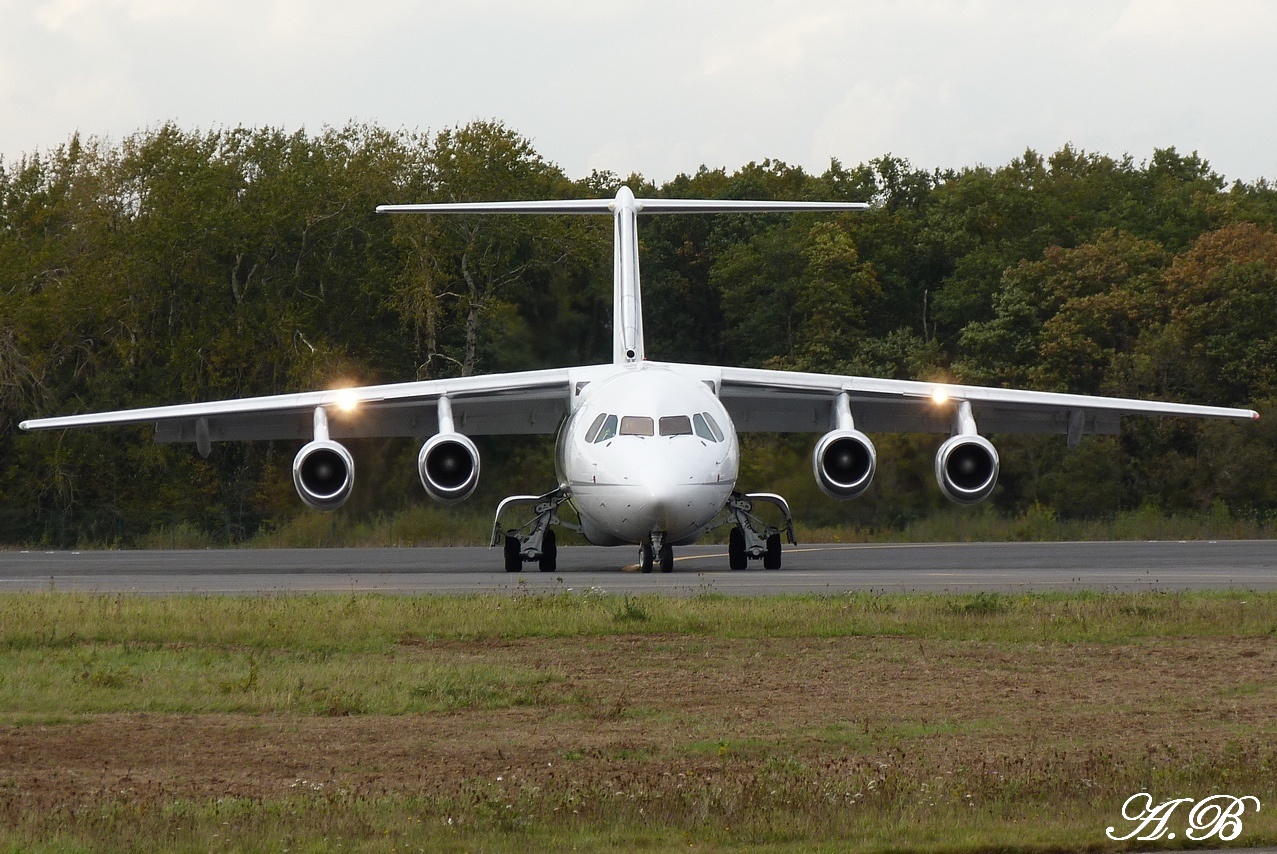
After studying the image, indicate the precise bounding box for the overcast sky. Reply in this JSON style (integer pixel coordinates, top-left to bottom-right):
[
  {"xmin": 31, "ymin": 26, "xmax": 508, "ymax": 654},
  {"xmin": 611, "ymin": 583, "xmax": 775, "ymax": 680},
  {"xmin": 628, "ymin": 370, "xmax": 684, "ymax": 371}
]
[{"xmin": 1, "ymin": 0, "xmax": 1274, "ymax": 185}]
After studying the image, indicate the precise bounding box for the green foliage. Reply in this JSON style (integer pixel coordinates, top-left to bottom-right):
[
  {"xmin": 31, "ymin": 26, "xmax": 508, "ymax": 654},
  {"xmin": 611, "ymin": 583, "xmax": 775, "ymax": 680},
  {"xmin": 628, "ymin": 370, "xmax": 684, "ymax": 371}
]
[{"xmin": 3, "ymin": 126, "xmax": 1277, "ymax": 544}]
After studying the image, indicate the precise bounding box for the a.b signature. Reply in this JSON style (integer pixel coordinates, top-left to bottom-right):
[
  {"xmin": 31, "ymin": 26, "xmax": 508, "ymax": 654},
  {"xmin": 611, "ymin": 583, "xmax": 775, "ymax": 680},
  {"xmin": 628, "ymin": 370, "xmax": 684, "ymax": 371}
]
[{"xmin": 1106, "ymin": 792, "xmax": 1261, "ymax": 842}]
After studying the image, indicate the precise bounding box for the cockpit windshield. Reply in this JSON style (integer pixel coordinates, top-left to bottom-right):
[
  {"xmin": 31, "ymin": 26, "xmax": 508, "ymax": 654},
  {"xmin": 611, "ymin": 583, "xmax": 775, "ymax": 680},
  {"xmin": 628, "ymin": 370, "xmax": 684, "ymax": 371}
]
[
  {"xmin": 589, "ymin": 412, "xmax": 724, "ymax": 442},
  {"xmin": 619, "ymin": 415, "xmax": 654, "ymax": 436},
  {"xmin": 590, "ymin": 414, "xmax": 618, "ymax": 442},
  {"xmin": 659, "ymin": 415, "xmax": 692, "ymax": 436}
]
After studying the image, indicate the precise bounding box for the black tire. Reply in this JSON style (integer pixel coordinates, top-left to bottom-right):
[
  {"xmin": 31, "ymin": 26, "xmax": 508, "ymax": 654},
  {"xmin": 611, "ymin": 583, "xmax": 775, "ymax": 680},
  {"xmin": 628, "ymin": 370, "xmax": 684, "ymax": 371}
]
[
  {"xmin": 659, "ymin": 541, "xmax": 674, "ymax": 574},
  {"xmin": 763, "ymin": 532, "xmax": 782, "ymax": 570},
  {"xmin": 504, "ymin": 535, "xmax": 522, "ymax": 573},
  {"xmin": 539, "ymin": 529, "xmax": 557, "ymax": 573},
  {"xmin": 728, "ymin": 527, "xmax": 747, "ymax": 571},
  {"xmin": 640, "ymin": 542, "xmax": 654, "ymax": 574}
]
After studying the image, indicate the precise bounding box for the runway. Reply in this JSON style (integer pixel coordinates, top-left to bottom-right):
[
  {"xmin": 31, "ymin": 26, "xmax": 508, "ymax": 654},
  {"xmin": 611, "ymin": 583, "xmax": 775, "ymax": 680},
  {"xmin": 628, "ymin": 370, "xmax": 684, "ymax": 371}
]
[{"xmin": 2, "ymin": 540, "xmax": 1277, "ymax": 595}]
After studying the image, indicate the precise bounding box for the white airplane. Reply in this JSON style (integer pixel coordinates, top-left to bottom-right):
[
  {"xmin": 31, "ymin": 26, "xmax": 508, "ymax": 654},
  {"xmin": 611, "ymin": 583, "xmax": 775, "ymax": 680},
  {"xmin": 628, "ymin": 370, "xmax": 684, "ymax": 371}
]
[{"xmin": 19, "ymin": 187, "xmax": 1259, "ymax": 573}]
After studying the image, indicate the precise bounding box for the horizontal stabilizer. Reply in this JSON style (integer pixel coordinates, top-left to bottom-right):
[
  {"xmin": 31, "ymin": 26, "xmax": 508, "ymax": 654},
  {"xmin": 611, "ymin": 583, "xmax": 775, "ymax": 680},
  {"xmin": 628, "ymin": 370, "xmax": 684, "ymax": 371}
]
[
  {"xmin": 376, "ymin": 198, "xmax": 616, "ymax": 215},
  {"xmin": 377, "ymin": 196, "xmax": 868, "ymax": 216},
  {"xmin": 634, "ymin": 198, "xmax": 868, "ymax": 214}
]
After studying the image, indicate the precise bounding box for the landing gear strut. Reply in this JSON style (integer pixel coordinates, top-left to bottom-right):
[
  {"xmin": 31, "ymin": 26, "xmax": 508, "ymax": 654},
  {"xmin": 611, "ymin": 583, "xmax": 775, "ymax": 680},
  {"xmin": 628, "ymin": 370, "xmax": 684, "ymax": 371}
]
[
  {"xmin": 713, "ymin": 491, "xmax": 796, "ymax": 571},
  {"xmin": 492, "ymin": 488, "xmax": 579, "ymax": 573}
]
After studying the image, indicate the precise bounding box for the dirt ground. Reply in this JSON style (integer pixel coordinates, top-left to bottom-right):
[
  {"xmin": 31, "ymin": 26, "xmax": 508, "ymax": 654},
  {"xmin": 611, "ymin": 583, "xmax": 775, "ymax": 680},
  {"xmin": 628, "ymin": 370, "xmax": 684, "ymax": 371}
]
[{"xmin": 3, "ymin": 634, "xmax": 1276, "ymax": 812}]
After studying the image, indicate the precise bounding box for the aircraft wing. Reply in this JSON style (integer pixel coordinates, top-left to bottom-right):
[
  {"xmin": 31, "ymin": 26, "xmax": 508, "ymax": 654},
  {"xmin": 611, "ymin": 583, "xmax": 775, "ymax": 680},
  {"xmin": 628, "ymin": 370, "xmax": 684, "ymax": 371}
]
[
  {"xmin": 18, "ymin": 367, "xmax": 584, "ymax": 444},
  {"xmin": 702, "ymin": 364, "xmax": 1259, "ymax": 438}
]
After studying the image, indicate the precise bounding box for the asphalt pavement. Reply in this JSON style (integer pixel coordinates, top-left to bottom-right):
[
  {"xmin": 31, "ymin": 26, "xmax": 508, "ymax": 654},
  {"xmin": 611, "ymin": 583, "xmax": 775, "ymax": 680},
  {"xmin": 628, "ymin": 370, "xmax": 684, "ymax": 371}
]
[{"xmin": 2, "ymin": 539, "xmax": 1276, "ymax": 595}]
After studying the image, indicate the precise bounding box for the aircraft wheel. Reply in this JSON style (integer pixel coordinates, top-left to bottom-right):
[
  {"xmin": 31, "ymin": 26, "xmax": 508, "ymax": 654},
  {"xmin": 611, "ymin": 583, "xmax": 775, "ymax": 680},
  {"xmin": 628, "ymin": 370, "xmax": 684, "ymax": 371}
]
[
  {"xmin": 659, "ymin": 541, "xmax": 674, "ymax": 573},
  {"xmin": 504, "ymin": 536, "xmax": 522, "ymax": 573},
  {"xmin": 728, "ymin": 527, "xmax": 747, "ymax": 571},
  {"xmin": 763, "ymin": 532, "xmax": 782, "ymax": 570},
  {"xmin": 640, "ymin": 542, "xmax": 654, "ymax": 573},
  {"xmin": 539, "ymin": 529, "xmax": 557, "ymax": 572}
]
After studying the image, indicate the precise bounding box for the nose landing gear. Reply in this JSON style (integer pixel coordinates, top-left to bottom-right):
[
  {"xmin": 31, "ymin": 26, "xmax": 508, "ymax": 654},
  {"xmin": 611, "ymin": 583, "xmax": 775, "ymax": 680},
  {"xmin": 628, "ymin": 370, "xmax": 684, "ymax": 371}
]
[{"xmin": 640, "ymin": 532, "xmax": 674, "ymax": 573}]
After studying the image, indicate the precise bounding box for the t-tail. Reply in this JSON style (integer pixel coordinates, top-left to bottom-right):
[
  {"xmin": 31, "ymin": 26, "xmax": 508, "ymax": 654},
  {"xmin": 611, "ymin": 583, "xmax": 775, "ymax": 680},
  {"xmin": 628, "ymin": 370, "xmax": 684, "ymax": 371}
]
[{"xmin": 377, "ymin": 188, "xmax": 868, "ymax": 365}]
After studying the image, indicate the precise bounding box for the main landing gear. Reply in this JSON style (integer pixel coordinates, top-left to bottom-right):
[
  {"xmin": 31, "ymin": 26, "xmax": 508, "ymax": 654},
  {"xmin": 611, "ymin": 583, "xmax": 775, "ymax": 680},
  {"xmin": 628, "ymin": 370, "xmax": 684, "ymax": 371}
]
[
  {"xmin": 712, "ymin": 491, "xmax": 797, "ymax": 571},
  {"xmin": 491, "ymin": 488, "xmax": 581, "ymax": 573}
]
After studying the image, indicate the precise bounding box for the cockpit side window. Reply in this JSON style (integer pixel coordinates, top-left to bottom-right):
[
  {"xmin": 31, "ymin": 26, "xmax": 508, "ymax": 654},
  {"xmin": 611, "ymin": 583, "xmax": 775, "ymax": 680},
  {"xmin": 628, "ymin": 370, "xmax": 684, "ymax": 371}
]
[
  {"xmin": 584, "ymin": 412, "xmax": 608, "ymax": 443},
  {"xmin": 594, "ymin": 414, "xmax": 618, "ymax": 442},
  {"xmin": 693, "ymin": 413, "xmax": 716, "ymax": 441},
  {"xmin": 619, "ymin": 415, "xmax": 654, "ymax": 436},
  {"xmin": 702, "ymin": 412, "xmax": 725, "ymax": 442},
  {"xmin": 659, "ymin": 415, "xmax": 693, "ymax": 436}
]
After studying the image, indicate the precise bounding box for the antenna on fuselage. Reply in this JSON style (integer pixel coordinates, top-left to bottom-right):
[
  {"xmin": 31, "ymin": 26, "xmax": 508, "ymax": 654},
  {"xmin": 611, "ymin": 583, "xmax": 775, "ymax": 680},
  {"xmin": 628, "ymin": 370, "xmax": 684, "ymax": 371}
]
[{"xmin": 376, "ymin": 188, "xmax": 869, "ymax": 367}]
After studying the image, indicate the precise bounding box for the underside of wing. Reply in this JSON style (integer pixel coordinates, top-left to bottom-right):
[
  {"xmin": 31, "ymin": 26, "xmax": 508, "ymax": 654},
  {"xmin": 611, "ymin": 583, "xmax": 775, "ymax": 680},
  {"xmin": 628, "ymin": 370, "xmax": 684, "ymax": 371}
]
[
  {"xmin": 709, "ymin": 365, "xmax": 1258, "ymax": 437},
  {"xmin": 19, "ymin": 366, "xmax": 591, "ymax": 443}
]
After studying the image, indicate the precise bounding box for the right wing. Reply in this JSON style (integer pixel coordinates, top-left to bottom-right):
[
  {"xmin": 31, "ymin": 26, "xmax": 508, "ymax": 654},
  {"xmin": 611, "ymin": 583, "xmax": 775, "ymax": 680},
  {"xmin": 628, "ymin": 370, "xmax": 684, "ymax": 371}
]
[{"xmin": 672, "ymin": 363, "xmax": 1258, "ymax": 438}]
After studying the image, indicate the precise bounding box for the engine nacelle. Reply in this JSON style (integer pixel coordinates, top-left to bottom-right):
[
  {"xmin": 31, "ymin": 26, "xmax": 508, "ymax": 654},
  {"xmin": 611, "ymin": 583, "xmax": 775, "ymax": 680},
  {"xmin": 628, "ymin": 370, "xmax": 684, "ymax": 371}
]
[
  {"xmin": 812, "ymin": 429, "xmax": 877, "ymax": 500},
  {"xmin": 419, "ymin": 432, "xmax": 480, "ymax": 504},
  {"xmin": 935, "ymin": 434, "xmax": 999, "ymax": 505},
  {"xmin": 293, "ymin": 439, "xmax": 354, "ymax": 511}
]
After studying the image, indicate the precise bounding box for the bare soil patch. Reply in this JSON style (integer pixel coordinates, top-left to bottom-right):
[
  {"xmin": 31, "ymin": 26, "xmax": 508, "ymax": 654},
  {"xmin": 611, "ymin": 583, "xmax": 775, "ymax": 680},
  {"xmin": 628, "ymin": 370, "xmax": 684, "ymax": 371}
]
[{"xmin": 4, "ymin": 633, "xmax": 1276, "ymax": 813}]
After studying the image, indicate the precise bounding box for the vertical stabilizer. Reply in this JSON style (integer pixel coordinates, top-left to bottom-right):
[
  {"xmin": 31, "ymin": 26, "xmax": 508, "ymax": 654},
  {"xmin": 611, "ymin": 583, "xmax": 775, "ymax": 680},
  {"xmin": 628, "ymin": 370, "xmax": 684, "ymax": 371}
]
[{"xmin": 611, "ymin": 187, "xmax": 644, "ymax": 364}]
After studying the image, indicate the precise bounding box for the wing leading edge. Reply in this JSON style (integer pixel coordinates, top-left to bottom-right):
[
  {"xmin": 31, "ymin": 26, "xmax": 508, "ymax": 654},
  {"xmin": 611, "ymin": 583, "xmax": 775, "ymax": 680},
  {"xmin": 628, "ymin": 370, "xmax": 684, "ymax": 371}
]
[
  {"xmin": 694, "ymin": 364, "xmax": 1258, "ymax": 439},
  {"xmin": 18, "ymin": 366, "xmax": 592, "ymax": 444}
]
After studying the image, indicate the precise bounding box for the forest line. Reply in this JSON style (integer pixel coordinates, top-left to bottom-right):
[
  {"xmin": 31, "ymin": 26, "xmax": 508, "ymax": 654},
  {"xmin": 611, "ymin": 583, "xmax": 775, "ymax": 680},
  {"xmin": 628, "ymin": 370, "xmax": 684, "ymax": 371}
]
[{"xmin": 3, "ymin": 120, "xmax": 1277, "ymax": 545}]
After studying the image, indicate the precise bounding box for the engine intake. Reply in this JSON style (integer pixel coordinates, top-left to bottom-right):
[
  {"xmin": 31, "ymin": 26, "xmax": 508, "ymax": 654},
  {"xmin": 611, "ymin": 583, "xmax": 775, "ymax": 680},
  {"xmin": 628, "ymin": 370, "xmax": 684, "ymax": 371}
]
[
  {"xmin": 419, "ymin": 432, "xmax": 480, "ymax": 504},
  {"xmin": 935, "ymin": 434, "xmax": 999, "ymax": 505},
  {"xmin": 812, "ymin": 429, "xmax": 877, "ymax": 499},
  {"xmin": 293, "ymin": 439, "xmax": 354, "ymax": 511}
]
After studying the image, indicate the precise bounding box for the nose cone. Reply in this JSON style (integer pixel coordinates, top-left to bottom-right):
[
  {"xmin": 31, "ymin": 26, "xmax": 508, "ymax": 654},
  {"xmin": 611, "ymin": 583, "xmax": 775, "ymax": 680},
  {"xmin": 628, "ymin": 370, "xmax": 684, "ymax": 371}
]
[
  {"xmin": 625, "ymin": 451, "xmax": 728, "ymax": 540},
  {"xmin": 636, "ymin": 475, "xmax": 682, "ymax": 532}
]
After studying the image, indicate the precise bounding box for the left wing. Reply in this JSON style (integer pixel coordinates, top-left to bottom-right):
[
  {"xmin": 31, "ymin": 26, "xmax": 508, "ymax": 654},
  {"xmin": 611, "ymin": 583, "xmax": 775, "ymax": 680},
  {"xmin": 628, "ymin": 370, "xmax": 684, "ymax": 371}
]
[
  {"xmin": 676, "ymin": 364, "xmax": 1258, "ymax": 439},
  {"xmin": 19, "ymin": 366, "xmax": 599, "ymax": 444}
]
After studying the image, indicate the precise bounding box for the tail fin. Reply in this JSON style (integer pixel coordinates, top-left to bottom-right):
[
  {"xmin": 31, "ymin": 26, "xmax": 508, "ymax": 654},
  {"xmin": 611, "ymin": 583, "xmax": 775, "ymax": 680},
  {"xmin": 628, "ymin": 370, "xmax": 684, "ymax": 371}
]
[{"xmin": 378, "ymin": 189, "xmax": 868, "ymax": 366}]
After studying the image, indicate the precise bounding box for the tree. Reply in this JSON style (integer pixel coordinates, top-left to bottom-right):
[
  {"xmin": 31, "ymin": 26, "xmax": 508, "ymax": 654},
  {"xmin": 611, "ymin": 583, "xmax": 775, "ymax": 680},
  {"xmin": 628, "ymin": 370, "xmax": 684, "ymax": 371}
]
[
  {"xmin": 1153, "ymin": 222, "xmax": 1277, "ymax": 405},
  {"xmin": 387, "ymin": 121, "xmax": 582, "ymax": 377},
  {"xmin": 712, "ymin": 217, "xmax": 880, "ymax": 371},
  {"xmin": 956, "ymin": 230, "xmax": 1167, "ymax": 393}
]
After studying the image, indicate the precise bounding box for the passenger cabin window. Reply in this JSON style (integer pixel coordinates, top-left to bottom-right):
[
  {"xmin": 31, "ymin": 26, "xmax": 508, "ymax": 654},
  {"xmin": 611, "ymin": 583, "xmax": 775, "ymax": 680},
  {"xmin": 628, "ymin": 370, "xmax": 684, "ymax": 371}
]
[
  {"xmin": 619, "ymin": 415, "xmax": 654, "ymax": 436},
  {"xmin": 593, "ymin": 414, "xmax": 618, "ymax": 442},
  {"xmin": 659, "ymin": 415, "xmax": 693, "ymax": 436}
]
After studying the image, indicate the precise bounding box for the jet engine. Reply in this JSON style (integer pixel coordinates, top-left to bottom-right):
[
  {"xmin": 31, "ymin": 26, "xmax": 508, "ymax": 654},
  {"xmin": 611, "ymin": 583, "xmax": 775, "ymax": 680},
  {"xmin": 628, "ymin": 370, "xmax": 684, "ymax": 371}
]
[
  {"xmin": 935, "ymin": 434, "xmax": 999, "ymax": 505},
  {"xmin": 812, "ymin": 429, "xmax": 877, "ymax": 499},
  {"xmin": 419, "ymin": 432, "xmax": 481, "ymax": 504},
  {"xmin": 293, "ymin": 439, "xmax": 355, "ymax": 511}
]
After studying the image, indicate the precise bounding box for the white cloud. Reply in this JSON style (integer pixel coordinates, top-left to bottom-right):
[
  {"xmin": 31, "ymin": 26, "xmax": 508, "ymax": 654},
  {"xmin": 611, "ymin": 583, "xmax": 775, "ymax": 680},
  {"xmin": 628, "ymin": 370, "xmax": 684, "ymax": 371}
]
[
  {"xmin": 1104, "ymin": 0, "xmax": 1277, "ymax": 47},
  {"xmin": 0, "ymin": 0, "xmax": 1274, "ymax": 182},
  {"xmin": 701, "ymin": 5, "xmax": 846, "ymax": 77}
]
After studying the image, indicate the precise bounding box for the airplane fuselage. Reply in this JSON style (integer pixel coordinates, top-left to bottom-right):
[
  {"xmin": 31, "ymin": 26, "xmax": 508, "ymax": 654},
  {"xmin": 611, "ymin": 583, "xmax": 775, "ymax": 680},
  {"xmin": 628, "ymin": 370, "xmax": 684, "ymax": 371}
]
[{"xmin": 556, "ymin": 364, "xmax": 739, "ymax": 546}]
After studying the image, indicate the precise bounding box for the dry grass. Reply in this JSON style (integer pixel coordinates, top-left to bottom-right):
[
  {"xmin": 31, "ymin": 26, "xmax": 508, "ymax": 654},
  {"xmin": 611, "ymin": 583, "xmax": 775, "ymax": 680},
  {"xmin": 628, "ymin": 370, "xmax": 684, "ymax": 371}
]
[{"xmin": 1, "ymin": 592, "xmax": 1276, "ymax": 851}]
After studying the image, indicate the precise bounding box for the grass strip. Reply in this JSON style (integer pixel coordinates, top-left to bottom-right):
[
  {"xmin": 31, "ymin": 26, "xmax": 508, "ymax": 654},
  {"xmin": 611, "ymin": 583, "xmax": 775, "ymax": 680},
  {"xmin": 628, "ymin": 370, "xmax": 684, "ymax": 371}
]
[{"xmin": 1, "ymin": 590, "xmax": 1276, "ymax": 852}]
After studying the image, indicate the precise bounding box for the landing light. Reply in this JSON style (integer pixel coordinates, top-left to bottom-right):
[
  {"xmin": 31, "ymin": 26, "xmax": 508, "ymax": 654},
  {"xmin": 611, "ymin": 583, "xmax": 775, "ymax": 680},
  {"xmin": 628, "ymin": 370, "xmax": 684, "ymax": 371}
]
[
  {"xmin": 334, "ymin": 388, "xmax": 359, "ymax": 413},
  {"xmin": 931, "ymin": 385, "xmax": 950, "ymax": 405}
]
